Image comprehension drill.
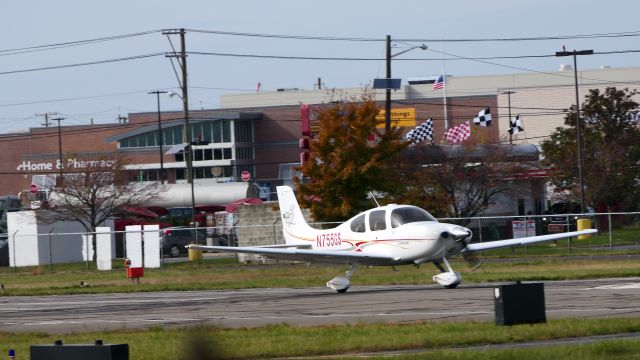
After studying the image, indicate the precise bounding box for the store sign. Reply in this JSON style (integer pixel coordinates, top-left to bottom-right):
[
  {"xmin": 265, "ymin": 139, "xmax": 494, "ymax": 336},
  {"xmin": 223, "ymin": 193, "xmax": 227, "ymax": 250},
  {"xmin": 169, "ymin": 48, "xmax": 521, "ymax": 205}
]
[
  {"xmin": 16, "ymin": 158, "xmax": 116, "ymax": 172},
  {"xmin": 375, "ymin": 108, "xmax": 416, "ymax": 128}
]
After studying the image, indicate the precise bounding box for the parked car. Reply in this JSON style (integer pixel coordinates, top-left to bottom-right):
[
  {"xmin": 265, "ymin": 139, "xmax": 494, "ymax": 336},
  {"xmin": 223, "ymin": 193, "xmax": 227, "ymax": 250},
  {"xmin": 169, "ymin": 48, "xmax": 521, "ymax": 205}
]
[
  {"xmin": 161, "ymin": 228, "xmax": 207, "ymax": 257},
  {"xmin": 541, "ymin": 202, "xmax": 581, "ymax": 234}
]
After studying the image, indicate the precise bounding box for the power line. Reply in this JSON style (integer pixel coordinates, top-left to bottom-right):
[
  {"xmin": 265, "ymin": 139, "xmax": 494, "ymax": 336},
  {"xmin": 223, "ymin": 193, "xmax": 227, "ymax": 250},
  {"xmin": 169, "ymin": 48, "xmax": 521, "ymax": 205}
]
[
  {"xmin": 187, "ymin": 28, "xmax": 640, "ymax": 43},
  {"xmin": 0, "ymin": 53, "xmax": 164, "ymax": 76},
  {"xmin": 0, "ymin": 88, "xmax": 174, "ymax": 108},
  {"xmin": 0, "ymin": 30, "xmax": 161, "ymax": 57}
]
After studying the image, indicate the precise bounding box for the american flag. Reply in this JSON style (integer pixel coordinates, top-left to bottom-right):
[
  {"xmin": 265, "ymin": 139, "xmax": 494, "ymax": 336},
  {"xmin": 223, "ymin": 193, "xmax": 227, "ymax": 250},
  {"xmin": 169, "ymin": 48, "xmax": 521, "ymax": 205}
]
[
  {"xmin": 432, "ymin": 75, "xmax": 445, "ymax": 91},
  {"xmin": 445, "ymin": 121, "xmax": 471, "ymax": 143}
]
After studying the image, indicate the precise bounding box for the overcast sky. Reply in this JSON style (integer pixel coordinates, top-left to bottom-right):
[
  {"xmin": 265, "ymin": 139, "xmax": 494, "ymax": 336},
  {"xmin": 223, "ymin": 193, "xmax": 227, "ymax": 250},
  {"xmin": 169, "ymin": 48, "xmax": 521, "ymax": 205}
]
[{"xmin": 2, "ymin": 0, "xmax": 640, "ymax": 132}]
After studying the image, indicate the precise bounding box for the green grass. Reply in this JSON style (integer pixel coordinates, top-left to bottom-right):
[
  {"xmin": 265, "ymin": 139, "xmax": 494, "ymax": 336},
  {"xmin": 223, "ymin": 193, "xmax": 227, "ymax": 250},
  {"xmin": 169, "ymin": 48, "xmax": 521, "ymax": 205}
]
[
  {"xmin": 345, "ymin": 339, "xmax": 640, "ymax": 359},
  {"xmin": 0, "ymin": 255, "xmax": 638, "ymax": 296},
  {"xmin": 2, "ymin": 318, "xmax": 640, "ymax": 359}
]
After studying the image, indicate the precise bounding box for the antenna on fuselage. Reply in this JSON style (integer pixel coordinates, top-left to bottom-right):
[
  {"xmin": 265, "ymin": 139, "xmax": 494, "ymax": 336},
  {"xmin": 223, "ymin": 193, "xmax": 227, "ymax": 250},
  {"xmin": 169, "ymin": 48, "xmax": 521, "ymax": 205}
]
[{"xmin": 369, "ymin": 191, "xmax": 381, "ymax": 207}]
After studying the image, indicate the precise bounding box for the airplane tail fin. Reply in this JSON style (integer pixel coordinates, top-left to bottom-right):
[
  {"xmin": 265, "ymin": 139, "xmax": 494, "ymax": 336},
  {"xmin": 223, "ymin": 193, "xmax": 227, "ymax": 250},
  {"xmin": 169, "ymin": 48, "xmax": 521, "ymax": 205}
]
[{"xmin": 276, "ymin": 186, "xmax": 315, "ymax": 246}]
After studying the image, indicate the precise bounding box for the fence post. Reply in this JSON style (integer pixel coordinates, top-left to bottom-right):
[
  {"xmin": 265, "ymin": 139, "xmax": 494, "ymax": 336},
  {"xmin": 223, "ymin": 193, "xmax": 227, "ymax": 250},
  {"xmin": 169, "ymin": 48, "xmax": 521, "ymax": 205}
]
[
  {"xmin": 85, "ymin": 232, "xmax": 90, "ymax": 271},
  {"xmin": 48, "ymin": 229, "xmax": 54, "ymax": 273},
  {"xmin": 11, "ymin": 228, "xmax": 20, "ymax": 273},
  {"xmin": 608, "ymin": 213, "xmax": 613, "ymax": 253},
  {"xmin": 566, "ymin": 217, "xmax": 572, "ymax": 255}
]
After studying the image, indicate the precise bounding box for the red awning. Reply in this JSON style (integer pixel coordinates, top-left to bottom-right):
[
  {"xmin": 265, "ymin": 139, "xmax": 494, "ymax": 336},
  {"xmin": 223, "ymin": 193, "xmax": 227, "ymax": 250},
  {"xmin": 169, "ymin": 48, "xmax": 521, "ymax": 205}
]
[
  {"xmin": 124, "ymin": 207, "xmax": 159, "ymax": 219},
  {"xmin": 224, "ymin": 197, "xmax": 263, "ymax": 213}
]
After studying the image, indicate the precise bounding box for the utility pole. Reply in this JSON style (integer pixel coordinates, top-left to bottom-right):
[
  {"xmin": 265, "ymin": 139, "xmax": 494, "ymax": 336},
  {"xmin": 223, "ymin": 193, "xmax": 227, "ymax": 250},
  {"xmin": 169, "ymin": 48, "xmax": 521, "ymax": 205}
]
[
  {"xmin": 35, "ymin": 112, "xmax": 58, "ymax": 128},
  {"xmin": 52, "ymin": 117, "xmax": 65, "ymax": 185},
  {"xmin": 164, "ymin": 28, "xmax": 196, "ymax": 230},
  {"xmin": 385, "ymin": 35, "xmax": 392, "ymax": 133}
]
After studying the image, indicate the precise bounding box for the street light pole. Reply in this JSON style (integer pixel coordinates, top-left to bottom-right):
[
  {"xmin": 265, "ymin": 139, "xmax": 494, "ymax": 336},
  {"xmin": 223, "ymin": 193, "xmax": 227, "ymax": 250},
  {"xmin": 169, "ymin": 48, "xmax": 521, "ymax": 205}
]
[
  {"xmin": 383, "ymin": 36, "xmax": 427, "ymax": 132},
  {"xmin": 555, "ymin": 49, "xmax": 593, "ymax": 213},
  {"xmin": 148, "ymin": 91, "xmax": 168, "ymax": 184},
  {"xmin": 502, "ymin": 91, "xmax": 516, "ymax": 144}
]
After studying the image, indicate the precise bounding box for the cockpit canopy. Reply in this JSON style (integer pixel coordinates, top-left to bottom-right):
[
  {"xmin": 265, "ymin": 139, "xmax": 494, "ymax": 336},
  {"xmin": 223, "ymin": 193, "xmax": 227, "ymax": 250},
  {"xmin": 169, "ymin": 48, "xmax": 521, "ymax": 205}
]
[
  {"xmin": 349, "ymin": 205, "xmax": 437, "ymax": 233},
  {"xmin": 390, "ymin": 206, "xmax": 437, "ymax": 227}
]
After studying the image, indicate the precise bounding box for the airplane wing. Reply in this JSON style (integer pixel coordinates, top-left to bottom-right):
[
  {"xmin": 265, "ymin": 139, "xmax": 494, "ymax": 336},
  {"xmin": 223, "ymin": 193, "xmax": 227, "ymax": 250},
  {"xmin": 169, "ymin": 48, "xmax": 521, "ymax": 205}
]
[
  {"xmin": 463, "ymin": 229, "xmax": 598, "ymax": 252},
  {"xmin": 187, "ymin": 244, "xmax": 398, "ymax": 266}
]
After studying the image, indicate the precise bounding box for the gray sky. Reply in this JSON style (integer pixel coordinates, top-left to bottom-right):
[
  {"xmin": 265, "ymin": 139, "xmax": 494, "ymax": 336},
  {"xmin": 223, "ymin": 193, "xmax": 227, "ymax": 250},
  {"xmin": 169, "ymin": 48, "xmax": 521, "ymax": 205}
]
[{"xmin": 2, "ymin": 0, "xmax": 640, "ymax": 132}]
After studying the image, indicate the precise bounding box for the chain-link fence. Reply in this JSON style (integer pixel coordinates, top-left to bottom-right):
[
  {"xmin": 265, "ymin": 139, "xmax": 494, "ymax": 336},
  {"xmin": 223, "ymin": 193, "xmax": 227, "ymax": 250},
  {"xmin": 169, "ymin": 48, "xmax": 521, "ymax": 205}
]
[{"xmin": 2, "ymin": 212, "xmax": 639, "ymax": 273}]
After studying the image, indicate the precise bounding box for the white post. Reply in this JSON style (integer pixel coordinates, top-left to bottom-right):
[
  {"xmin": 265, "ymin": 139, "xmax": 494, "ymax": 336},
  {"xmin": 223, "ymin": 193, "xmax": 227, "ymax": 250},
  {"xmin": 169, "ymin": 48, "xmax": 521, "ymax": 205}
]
[
  {"xmin": 143, "ymin": 225, "xmax": 161, "ymax": 268},
  {"xmin": 125, "ymin": 225, "xmax": 143, "ymax": 268},
  {"xmin": 96, "ymin": 227, "xmax": 113, "ymax": 270}
]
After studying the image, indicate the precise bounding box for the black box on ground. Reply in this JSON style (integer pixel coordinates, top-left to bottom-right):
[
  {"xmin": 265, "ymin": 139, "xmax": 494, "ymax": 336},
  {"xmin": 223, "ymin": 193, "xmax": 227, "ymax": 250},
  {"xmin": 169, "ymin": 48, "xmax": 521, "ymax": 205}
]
[
  {"xmin": 30, "ymin": 340, "xmax": 128, "ymax": 360},
  {"xmin": 494, "ymin": 282, "xmax": 546, "ymax": 326}
]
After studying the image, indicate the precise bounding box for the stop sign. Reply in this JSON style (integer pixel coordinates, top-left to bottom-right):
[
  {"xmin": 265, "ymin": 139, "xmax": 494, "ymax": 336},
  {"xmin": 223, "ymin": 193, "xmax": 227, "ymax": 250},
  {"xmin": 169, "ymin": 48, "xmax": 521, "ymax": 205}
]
[
  {"xmin": 30, "ymin": 184, "xmax": 38, "ymax": 194},
  {"xmin": 241, "ymin": 170, "xmax": 251, "ymax": 182}
]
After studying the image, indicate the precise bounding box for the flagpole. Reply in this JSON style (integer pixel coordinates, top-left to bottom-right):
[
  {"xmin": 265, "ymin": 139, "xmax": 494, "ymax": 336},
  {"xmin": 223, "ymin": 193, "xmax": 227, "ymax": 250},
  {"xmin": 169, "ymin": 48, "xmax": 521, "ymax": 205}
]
[{"xmin": 441, "ymin": 43, "xmax": 449, "ymax": 131}]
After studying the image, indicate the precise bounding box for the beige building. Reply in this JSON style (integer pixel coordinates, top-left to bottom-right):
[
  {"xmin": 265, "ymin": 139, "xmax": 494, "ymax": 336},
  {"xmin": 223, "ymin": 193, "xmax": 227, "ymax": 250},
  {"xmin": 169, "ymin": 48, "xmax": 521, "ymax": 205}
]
[{"xmin": 221, "ymin": 66, "xmax": 640, "ymax": 146}]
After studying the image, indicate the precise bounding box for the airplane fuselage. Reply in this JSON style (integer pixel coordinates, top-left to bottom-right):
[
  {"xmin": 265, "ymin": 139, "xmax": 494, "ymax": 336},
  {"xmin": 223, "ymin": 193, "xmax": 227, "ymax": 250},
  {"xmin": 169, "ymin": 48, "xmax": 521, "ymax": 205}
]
[{"xmin": 284, "ymin": 204, "xmax": 471, "ymax": 266}]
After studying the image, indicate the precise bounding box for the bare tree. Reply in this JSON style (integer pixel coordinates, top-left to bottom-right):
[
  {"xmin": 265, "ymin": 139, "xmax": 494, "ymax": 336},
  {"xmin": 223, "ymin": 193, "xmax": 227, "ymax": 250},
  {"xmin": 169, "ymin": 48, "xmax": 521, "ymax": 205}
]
[
  {"xmin": 39, "ymin": 155, "xmax": 161, "ymax": 257},
  {"xmin": 391, "ymin": 143, "xmax": 539, "ymax": 218}
]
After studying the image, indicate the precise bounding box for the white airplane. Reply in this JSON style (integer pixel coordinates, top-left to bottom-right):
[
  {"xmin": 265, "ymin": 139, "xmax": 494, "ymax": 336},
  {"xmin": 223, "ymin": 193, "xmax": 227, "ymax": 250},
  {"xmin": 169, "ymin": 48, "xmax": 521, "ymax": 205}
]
[{"xmin": 189, "ymin": 186, "xmax": 597, "ymax": 293}]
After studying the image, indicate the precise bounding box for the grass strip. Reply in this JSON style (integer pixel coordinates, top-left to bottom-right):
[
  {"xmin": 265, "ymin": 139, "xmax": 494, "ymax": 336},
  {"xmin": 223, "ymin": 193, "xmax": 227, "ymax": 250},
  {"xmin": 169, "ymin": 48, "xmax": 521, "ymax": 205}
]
[
  {"xmin": 0, "ymin": 257, "xmax": 639, "ymax": 296},
  {"xmin": 1, "ymin": 318, "xmax": 640, "ymax": 359}
]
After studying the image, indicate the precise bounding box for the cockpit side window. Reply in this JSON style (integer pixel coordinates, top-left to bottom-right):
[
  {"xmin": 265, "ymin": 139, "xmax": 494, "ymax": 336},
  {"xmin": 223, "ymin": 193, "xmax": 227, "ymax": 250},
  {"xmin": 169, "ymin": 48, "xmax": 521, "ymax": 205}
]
[
  {"xmin": 350, "ymin": 214, "xmax": 366, "ymax": 233},
  {"xmin": 368, "ymin": 210, "xmax": 386, "ymax": 231},
  {"xmin": 390, "ymin": 207, "xmax": 437, "ymax": 228}
]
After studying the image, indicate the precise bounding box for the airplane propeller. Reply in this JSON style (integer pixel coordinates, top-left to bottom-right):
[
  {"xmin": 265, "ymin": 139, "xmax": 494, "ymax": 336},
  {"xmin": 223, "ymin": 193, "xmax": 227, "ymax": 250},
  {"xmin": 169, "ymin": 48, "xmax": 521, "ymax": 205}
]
[{"xmin": 462, "ymin": 251, "xmax": 483, "ymax": 271}]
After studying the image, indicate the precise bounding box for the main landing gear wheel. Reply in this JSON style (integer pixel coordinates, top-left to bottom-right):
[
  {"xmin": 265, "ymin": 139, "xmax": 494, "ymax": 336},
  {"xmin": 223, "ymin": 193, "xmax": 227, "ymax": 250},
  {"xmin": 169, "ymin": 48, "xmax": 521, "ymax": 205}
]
[{"xmin": 327, "ymin": 264, "xmax": 357, "ymax": 293}]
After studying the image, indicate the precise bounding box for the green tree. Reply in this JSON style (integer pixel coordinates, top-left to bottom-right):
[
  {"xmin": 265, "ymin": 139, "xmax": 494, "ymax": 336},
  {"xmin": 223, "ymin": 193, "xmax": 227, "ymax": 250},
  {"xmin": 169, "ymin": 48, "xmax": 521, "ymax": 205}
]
[
  {"xmin": 541, "ymin": 87, "xmax": 640, "ymax": 211},
  {"xmin": 293, "ymin": 93, "xmax": 407, "ymax": 222}
]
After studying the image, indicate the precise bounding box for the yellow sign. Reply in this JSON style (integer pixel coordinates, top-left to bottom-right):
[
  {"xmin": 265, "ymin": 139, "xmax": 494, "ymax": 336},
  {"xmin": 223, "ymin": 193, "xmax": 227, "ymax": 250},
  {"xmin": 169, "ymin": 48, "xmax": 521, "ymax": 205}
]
[{"xmin": 376, "ymin": 108, "xmax": 416, "ymax": 128}]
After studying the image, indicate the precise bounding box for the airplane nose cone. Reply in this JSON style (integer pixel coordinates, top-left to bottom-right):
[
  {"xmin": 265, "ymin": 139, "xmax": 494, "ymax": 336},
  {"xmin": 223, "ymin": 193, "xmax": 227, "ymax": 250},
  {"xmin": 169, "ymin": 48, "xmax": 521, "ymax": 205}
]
[{"xmin": 450, "ymin": 227, "xmax": 472, "ymax": 240}]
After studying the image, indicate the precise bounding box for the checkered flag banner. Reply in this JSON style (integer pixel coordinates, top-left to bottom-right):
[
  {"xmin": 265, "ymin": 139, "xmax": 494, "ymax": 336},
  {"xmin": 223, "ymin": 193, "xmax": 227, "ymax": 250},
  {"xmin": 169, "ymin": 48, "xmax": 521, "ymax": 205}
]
[
  {"xmin": 473, "ymin": 107, "xmax": 492, "ymax": 127},
  {"xmin": 445, "ymin": 121, "xmax": 471, "ymax": 143},
  {"xmin": 508, "ymin": 114, "xmax": 524, "ymax": 135},
  {"xmin": 406, "ymin": 118, "xmax": 434, "ymax": 145}
]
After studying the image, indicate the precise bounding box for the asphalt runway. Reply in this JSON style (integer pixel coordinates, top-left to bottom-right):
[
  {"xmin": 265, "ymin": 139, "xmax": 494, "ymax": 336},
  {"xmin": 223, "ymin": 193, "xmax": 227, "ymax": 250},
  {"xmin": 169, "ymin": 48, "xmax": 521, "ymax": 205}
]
[{"xmin": 1, "ymin": 277, "xmax": 639, "ymax": 334}]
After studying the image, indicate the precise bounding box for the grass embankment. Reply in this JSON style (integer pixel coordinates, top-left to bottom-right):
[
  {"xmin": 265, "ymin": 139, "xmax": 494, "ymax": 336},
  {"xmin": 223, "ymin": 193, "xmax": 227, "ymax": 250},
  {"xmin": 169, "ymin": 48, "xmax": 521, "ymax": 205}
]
[
  {"xmin": 2, "ymin": 318, "xmax": 640, "ymax": 359},
  {"xmin": 0, "ymin": 255, "xmax": 639, "ymax": 296}
]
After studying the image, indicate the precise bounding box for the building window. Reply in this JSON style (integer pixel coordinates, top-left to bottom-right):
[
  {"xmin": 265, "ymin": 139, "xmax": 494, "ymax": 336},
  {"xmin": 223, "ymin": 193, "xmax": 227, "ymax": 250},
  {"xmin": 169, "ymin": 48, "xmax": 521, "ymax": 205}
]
[
  {"xmin": 236, "ymin": 147, "xmax": 253, "ymax": 160},
  {"xmin": 234, "ymin": 120, "xmax": 252, "ymax": 143},
  {"xmin": 222, "ymin": 120, "xmax": 231, "ymax": 142},
  {"xmin": 121, "ymin": 126, "xmax": 184, "ymax": 148}
]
